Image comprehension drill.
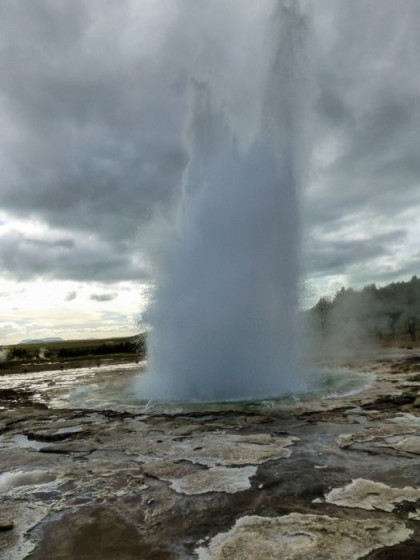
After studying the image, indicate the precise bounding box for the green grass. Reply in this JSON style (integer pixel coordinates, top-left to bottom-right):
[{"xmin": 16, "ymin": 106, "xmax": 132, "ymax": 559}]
[{"xmin": 0, "ymin": 333, "xmax": 147, "ymax": 371}]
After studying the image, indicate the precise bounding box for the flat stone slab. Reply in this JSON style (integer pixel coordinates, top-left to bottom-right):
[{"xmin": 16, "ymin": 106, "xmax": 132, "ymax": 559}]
[
  {"xmin": 131, "ymin": 431, "xmax": 299, "ymax": 466},
  {"xmin": 409, "ymin": 508, "xmax": 420, "ymax": 521},
  {"xmin": 196, "ymin": 513, "xmax": 413, "ymax": 560},
  {"xmin": 321, "ymin": 478, "xmax": 420, "ymax": 512},
  {"xmin": 165, "ymin": 465, "xmax": 257, "ymax": 495},
  {"xmin": 377, "ymin": 434, "xmax": 420, "ymax": 454}
]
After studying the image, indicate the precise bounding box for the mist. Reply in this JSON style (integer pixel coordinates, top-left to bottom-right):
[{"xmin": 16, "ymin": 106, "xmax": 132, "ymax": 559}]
[{"xmin": 307, "ymin": 276, "xmax": 420, "ymax": 360}]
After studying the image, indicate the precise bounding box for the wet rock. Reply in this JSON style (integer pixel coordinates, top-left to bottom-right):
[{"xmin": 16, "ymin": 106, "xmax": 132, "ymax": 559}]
[
  {"xmin": 39, "ymin": 442, "xmax": 96, "ymax": 454},
  {"xmin": 362, "ymin": 393, "xmax": 417, "ymax": 411},
  {"xmin": 0, "ymin": 388, "xmax": 46, "ymax": 409},
  {"xmin": 27, "ymin": 506, "xmax": 175, "ymax": 560},
  {"xmin": 254, "ymin": 459, "xmax": 326, "ymax": 498},
  {"xmin": 367, "ymin": 540, "xmax": 420, "ymax": 560},
  {"xmin": 297, "ymin": 407, "xmax": 351, "ymax": 423},
  {"xmin": 26, "ymin": 428, "xmax": 85, "ymax": 442}
]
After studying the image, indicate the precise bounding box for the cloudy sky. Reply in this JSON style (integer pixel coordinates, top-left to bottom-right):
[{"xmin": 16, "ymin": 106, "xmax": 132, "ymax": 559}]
[{"xmin": 1, "ymin": 0, "xmax": 419, "ymax": 344}]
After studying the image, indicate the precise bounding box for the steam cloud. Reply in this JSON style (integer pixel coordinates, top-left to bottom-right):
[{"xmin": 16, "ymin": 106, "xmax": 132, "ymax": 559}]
[{"xmin": 136, "ymin": 0, "xmax": 311, "ymax": 402}]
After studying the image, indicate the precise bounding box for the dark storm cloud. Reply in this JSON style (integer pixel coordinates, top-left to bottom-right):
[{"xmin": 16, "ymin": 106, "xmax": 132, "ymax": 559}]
[
  {"xmin": 306, "ymin": 0, "xmax": 420, "ymax": 285},
  {"xmin": 0, "ymin": 0, "xmax": 188, "ymax": 282},
  {"xmin": 0, "ymin": 0, "xmax": 419, "ymax": 287}
]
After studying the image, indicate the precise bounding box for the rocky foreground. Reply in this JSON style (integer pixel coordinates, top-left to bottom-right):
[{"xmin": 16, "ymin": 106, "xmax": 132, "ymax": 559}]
[{"xmin": 0, "ymin": 350, "xmax": 420, "ymax": 559}]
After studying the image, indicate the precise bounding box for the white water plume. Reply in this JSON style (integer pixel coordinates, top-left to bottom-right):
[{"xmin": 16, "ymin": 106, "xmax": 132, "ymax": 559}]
[{"xmin": 137, "ymin": 0, "xmax": 311, "ymax": 402}]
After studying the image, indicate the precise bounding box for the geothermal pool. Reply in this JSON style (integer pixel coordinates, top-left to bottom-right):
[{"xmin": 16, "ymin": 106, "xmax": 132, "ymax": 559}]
[{"xmin": 0, "ymin": 363, "xmax": 375, "ymax": 412}]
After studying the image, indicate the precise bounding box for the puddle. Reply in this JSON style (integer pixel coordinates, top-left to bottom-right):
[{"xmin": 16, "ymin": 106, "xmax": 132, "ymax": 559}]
[{"xmin": 10, "ymin": 434, "xmax": 46, "ymax": 450}]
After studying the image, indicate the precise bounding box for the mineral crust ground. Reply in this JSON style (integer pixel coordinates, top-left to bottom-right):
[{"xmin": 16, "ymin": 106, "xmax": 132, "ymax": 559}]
[{"xmin": 1, "ymin": 348, "xmax": 420, "ymax": 559}]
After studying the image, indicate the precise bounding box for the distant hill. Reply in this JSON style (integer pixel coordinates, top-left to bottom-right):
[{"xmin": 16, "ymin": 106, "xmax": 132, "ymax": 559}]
[{"xmin": 20, "ymin": 337, "xmax": 64, "ymax": 344}]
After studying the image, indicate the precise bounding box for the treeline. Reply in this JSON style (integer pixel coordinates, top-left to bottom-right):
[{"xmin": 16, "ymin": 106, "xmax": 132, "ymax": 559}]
[
  {"xmin": 3, "ymin": 334, "xmax": 146, "ymax": 364},
  {"xmin": 55, "ymin": 339, "xmax": 144, "ymax": 359},
  {"xmin": 309, "ymin": 275, "xmax": 420, "ymax": 345}
]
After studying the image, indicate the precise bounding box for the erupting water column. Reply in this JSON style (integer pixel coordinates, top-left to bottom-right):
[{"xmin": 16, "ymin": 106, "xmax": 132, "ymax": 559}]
[{"xmin": 138, "ymin": 1, "xmax": 310, "ymax": 402}]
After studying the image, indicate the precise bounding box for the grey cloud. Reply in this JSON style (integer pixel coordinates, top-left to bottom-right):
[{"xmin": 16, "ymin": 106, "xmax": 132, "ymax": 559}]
[
  {"xmin": 378, "ymin": 255, "xmax": 420, "ymax": 281},
  {"xmin": 301, "ymin": 0, "xmax": 420, "ymax": 285},
  {"xmin": 0, "ymin": 230, "xmax": 147, "ymax": 282},
  {"xmin": 305, "ymin": 229, "xmax": 407, "ymax": 274},
  {"xmin": 0, "ymin": 0, "xmax": 188, "ymax": 283},
  {"xmin": 0, "ymin": 322, "xmax": 22, "ymax": 337},
  {"xmin": 65, "ymin": 291, "xmax": 77, "ymax": 301},
  {"xmin": 305, "ymin": 180, "xmax": 420, "ymax": 232},
  {"xmin": 22, "ymin": 237, "xmax": 75, "ymax": 250},
  {"xmin": 313, "ymin": 1, "xmax": 420, "ymax": 201},
  {"xmin": 0, "ymin": 0, "xmax": 420, "ymax": 289},
  {"xmin": 90, "ymin": 293, "xmax": 117, "ymax": 302}
]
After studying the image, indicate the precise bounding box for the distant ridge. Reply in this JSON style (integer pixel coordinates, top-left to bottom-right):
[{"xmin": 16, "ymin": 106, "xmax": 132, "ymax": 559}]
[{"xmin": 20, "ymin": 337, "xmax": 64, "ymax": 344}]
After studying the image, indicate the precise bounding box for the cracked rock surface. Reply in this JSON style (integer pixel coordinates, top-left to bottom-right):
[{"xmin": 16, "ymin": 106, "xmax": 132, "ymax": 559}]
[{"xmin": 0, "ymin": 349, "xmax": 420, "ymax": 559}]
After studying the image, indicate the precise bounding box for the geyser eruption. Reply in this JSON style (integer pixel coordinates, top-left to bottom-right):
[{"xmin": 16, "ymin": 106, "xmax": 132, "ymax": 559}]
[{"xmin": 139, "ymin": 0, "xmax": 310, "ymax": 402}]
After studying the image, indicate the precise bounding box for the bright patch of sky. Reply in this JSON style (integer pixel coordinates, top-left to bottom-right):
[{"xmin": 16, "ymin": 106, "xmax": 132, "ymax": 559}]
[{"xmin": 0, "ymin": 277, "xmax": 148, "ymax": 345}]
